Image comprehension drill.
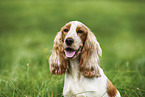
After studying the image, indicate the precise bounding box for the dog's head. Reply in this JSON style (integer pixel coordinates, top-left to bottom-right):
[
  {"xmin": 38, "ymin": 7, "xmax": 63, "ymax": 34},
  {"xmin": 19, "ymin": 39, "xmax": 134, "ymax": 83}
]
[
  {"xmin": 61, "ymin": 21, "xmax": 87, "ymax": 59},
  {"xmin": 49, "ymin": 21, "xmax": 102, "ymax": 77}
]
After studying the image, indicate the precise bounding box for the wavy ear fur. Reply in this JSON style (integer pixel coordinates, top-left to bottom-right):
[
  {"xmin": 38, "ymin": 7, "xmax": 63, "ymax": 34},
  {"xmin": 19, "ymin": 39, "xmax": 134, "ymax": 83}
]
[
  {"xmin": 79, "ymin": 29, "xmax": 102, "ymax": 78},
  {"xmin": 49, "ymin": 32, "xmax": 69, "ymax": 74}
]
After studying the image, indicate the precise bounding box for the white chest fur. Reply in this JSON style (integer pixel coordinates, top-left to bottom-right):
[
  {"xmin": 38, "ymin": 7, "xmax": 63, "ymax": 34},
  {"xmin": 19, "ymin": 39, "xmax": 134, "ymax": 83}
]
[{"xmin": 63, "ymin": 59, "xmax": 110, "ymax": 97}]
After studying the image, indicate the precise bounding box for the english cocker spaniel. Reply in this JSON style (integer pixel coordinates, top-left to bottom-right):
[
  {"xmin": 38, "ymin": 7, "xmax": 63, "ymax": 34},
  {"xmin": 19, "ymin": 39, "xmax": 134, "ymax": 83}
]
[{"xmin": 49, "ymin": 21, "xmax": 121, "ymax": 97}]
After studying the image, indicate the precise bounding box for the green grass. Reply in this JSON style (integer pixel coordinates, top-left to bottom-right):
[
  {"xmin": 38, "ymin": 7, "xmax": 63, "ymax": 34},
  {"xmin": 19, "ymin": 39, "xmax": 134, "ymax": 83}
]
[{"xmin": 0, "ymin": 0, "xmax": 145, "ymax": 96}]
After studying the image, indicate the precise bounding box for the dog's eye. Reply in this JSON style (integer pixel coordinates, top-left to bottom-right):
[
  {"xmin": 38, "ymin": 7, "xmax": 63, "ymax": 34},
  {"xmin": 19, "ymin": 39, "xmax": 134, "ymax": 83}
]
[
  {"xmin": 64, "ymin": 29, "xmax": 69, "ymax": 32},
  {"xmin": 77, "ymin": 30, "xmax": 83, "ymax": 33}
]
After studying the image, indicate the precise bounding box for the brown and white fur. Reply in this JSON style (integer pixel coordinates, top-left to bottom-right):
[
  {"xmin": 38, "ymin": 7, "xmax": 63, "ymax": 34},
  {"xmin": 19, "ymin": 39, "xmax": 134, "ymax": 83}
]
[{"xmin": 49, "ymin": 21, "xmax": 121, "ymax": 97}]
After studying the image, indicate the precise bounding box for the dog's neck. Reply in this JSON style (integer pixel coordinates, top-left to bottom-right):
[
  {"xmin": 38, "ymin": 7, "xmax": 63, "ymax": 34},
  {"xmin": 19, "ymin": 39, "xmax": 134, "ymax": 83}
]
[{"xmin": 68, "ymin": 57, "xmax": 81, "ymax": 79}]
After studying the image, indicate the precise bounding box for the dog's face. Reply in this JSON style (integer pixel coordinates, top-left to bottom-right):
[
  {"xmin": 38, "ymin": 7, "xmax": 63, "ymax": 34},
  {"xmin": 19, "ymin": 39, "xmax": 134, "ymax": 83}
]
[
  {"xmin": 61, "ymin": 21, "xmax": 88, "ymax": 59},
  {"xmin": 49, "ymin": 21, "xmax": 102, "ymax": 76}
]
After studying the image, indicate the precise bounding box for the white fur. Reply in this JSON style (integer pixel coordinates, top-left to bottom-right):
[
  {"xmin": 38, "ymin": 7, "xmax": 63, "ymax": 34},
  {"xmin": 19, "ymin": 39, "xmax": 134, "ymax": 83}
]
[{"xmin": 63, "ymin": 58, "xmax": 121, "ymax": 97}]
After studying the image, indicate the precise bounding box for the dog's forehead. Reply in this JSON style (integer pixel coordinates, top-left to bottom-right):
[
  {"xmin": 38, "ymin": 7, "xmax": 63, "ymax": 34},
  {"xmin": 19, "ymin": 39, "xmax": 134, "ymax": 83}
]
[
  {"xmin": 64, "ymin": 21, "xmax": 82, "ymax": 39},
  {"xmin": 65, "ymin": 21, "xmax": 84, "ymax": 29},
  {"xmin": 70, "ymin": 21, "xmax": 83, "ymax": 26}
]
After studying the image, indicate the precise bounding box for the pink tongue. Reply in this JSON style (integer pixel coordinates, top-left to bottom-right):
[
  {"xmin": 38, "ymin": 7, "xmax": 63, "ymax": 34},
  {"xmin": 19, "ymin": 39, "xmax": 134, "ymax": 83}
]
[{"xmin": 65, "ymin": 50, "xmax": 76, "ymax": 58}]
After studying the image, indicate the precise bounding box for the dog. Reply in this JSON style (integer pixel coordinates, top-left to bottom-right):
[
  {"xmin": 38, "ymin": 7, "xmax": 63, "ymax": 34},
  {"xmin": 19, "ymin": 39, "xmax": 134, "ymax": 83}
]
[{"xmin": 49, "ymin": 21, "xmax": 121, "ymax": 97}]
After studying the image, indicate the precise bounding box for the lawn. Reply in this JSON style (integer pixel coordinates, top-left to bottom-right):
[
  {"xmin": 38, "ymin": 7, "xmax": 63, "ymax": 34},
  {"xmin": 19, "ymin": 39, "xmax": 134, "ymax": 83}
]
[{"xmin": 0, "ymin": 0, "xmax": 145, "ymax": 97}]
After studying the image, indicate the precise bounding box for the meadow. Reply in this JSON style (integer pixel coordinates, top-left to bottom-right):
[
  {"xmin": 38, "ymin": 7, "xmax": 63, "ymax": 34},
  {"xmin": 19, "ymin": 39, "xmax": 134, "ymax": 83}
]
[{"xmin": 0, "ymin": 0, "xmax": 145, "ymax": 97}]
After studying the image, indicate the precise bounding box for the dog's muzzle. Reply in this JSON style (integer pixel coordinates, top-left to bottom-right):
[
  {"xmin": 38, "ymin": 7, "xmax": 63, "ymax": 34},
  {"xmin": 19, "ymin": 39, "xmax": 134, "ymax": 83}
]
[{"xmin": 64, "ymin": 47, "xmax": 81, "ymax": 59}]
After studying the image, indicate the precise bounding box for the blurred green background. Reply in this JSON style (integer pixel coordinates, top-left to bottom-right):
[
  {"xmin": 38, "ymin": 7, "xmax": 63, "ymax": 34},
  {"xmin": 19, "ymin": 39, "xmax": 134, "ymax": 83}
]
[{"xmin": 0, "ymin": 0, "xmax": 145, "ymax": 96}]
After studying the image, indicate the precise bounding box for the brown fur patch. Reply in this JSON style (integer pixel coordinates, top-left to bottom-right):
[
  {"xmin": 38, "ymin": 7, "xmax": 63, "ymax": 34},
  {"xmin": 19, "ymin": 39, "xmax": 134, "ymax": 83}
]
[
  {"xmin": 79, "ymin": 29, "xmax": 101, "ymax": 78},
  {"xmin": 76, "ymin": 26, "xmax": 87, "ymax": 43},
  {"xmin": 107, "ymin": 79, "xmax": 117, "ymax": 97},
  {"xmin": 61, "ymin": 23, "xmax": 71, "ymax": 41}
]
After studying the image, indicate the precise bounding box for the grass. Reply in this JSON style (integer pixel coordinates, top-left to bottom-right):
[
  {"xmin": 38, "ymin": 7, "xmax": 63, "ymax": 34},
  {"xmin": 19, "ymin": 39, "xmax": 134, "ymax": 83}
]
[{"xmin": 0, "ymin": 0, "xmax": 145, "ymax": 96}]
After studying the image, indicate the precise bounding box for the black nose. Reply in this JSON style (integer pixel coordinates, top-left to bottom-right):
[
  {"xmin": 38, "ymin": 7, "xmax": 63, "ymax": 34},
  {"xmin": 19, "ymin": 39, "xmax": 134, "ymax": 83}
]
[{"xmin": 65, "ymin": 38, "xmax": 74, "ymax": 46}]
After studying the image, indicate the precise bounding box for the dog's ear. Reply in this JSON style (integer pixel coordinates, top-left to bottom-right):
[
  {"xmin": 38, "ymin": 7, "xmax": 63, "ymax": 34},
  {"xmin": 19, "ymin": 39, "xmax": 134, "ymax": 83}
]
[
  {"xmin": 49, "ymin": 31, "xmax": 69, "ymax": 75},
  {"xmin": 79, "ymin": 28, "xmax": 102, "ymax": 78}
]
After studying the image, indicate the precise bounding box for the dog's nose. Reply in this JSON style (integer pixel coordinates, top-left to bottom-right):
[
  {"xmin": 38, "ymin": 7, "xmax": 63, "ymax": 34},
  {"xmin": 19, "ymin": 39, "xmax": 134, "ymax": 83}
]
[{"xmin": 65, "ymin": 38, "xmax": 74, "ymax": 46}]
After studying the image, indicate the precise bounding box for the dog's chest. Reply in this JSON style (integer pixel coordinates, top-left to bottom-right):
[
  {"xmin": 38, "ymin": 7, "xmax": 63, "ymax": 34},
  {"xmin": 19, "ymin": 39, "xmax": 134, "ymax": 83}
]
[{"xmin": 63, "ymin": 60, "xmax": 108, "ymax": 97}]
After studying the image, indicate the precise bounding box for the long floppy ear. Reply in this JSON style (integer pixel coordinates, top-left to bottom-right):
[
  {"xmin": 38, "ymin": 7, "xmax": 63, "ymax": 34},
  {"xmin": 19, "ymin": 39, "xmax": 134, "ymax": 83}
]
[
  {"xmin": 79, "ymin": 29, "xmax": 102, "ymax": 78},
  {"xmin": 49, "ymin": 31, "xmax": 69, "ymax": 75}
]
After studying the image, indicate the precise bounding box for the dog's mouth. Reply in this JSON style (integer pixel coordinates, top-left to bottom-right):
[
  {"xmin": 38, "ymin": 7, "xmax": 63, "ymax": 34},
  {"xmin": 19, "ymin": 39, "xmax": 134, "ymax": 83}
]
[{"xmin": 64, "ymin": 47, "xmax": 81, "ymax": 59}]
